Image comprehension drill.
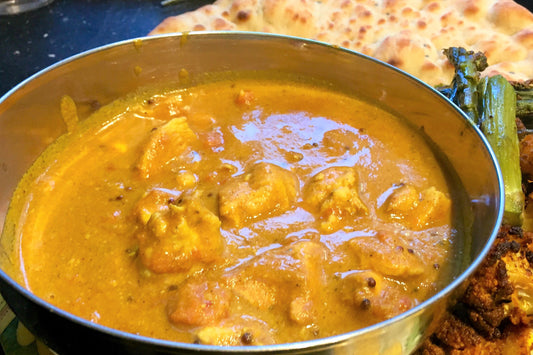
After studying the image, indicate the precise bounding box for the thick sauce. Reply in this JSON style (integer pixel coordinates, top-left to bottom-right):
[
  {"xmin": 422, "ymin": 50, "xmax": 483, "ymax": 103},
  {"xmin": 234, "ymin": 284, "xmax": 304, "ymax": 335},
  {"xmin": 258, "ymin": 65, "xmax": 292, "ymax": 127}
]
[{"xmin": 12, "ymin": 79, "xmax": 457, "ymax": 345}]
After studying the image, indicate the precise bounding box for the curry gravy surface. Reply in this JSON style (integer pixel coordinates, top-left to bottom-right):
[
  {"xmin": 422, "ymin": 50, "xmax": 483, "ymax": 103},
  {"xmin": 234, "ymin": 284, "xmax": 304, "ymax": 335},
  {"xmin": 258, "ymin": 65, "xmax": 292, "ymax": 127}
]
[{"xmin": 11, "ymin": 79, "xmax": 457, "ymax": 345}]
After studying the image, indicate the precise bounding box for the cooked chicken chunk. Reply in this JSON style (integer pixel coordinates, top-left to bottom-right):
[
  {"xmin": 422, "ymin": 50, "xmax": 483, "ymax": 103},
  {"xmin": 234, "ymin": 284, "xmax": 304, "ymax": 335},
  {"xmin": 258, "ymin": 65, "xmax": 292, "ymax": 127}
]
[
  {"xmin": 218, "ymin": 162, "xmax": 299, "ymax": 227},
  {"xmin": 230, "ymin": 241, "xmax": 328, "ymax": 326},
  {"xmin": 384, "ymin": 184, "xmax": 451, "ymax": 230},
  {"xmin": 348, "ymin": 231, "xmax": 425, "ymax": 277},
  {"xmin": 137, "ymin": 116, "xmax": 198, "ymax": 178},
  {"xmin": 339, "ymin": 270, "xmax": 417, "ymax": 321},
  {"xmin": 303, "ymin": 166, "xmax": 368, "ymax": 232},
  {"xmin": 167, "ymin": 280, "xmax": 230, "ymax": 326},
  {"xmin": 136, "ymin": 193, "xmax": 223, "ymax": 273},
  {"xmin": 231, "ymin": 279, "xmax": 277, "ymax": 311},
  {"xmin": 194, "ymin": 316, "xmax": 276, "ymax": 346},
  {"xmin": 384, "ymin": 184, "xmax": 419, "ymax": 216}
]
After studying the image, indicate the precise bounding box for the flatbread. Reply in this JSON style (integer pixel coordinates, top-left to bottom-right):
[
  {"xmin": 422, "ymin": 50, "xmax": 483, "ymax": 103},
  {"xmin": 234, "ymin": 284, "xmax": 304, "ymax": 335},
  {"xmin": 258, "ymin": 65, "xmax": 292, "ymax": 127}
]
[{"xmin": 150, "ymin": 0, "xmax": 533, "ymax": 87}]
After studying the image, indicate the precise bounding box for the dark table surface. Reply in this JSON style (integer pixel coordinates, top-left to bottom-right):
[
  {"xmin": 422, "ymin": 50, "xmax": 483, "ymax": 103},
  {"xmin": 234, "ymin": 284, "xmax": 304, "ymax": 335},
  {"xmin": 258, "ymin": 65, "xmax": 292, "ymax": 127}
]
[
  {"xmin": 0, "ymin": 0, "xmax": 212, "ymax": 97},
  {"xmin": 2, "ymin": 0, "xmax": 533, "ymax": 97}
]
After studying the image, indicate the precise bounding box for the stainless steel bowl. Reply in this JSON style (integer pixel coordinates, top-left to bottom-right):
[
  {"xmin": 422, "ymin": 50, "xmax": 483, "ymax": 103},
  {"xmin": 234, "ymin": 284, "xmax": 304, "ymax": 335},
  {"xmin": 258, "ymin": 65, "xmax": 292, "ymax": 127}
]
[{"xmin": 0, "ymin": 32, "xmax": 504, "ymax": 354}]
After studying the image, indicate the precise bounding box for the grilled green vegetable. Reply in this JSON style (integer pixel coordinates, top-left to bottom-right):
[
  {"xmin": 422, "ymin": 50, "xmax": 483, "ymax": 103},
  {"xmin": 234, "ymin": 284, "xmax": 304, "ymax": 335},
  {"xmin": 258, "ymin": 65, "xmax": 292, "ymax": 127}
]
[
  {"xmin": 478, "ymin": 75, "xmax": 524, "ymax": 225},
  {"xmin": 443, "ymin": 47, "xmax": 488, "ymax": 125},
  {"xmin": 513, "ymin": 82, "xmax": 533, "ymax": 121}
]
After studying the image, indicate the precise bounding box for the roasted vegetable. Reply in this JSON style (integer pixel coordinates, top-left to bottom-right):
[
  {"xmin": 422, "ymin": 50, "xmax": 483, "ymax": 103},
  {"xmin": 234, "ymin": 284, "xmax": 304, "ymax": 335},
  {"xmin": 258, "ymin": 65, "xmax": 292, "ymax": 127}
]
[
  {"xmin": 417, "ymin": 226, "xmax": 533, "ymax": 354},
  {"xmin": 478, "ymin": 75, "xmax": 524, "ymax": 226},
  {"xmin": 418, "ymin": 48, "xmax": 533, "ymax": 354},
  {"xmin": 439, "ymin": 83, "xmax": 533, "ymax": 123},
  {"xmin": 514, "ymin": 80, "xmax": 533, "ymax": 126},
  {"xmin": 442, "ymin": 47, "xmax": 488, "ymax": 124},
  {"xmin": 438, "ymin": 48, "xmax": 524, "ymax": 225}
]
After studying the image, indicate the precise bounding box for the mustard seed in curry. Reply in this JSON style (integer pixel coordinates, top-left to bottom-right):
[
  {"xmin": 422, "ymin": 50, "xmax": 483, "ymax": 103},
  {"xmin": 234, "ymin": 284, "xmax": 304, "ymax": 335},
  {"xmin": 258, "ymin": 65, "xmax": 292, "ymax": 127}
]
[{"xmin": 8, "ymin": 78, "xmax": 459, "ymax": 346}]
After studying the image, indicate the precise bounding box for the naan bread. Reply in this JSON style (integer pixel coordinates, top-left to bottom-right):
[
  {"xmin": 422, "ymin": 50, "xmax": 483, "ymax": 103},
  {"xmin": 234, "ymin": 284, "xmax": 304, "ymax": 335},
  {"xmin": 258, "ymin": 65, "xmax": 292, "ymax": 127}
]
[{"xmin": 150, "ymin": 0, "xmax": 533, "ymax": 86}]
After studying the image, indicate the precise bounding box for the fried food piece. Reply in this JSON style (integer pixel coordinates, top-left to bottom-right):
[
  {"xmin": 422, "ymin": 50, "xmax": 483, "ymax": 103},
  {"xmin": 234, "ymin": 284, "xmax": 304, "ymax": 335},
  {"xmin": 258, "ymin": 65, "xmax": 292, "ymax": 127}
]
[{"xmin": 418, "ymin": 225, "xmax": 533, "ymax": 354}]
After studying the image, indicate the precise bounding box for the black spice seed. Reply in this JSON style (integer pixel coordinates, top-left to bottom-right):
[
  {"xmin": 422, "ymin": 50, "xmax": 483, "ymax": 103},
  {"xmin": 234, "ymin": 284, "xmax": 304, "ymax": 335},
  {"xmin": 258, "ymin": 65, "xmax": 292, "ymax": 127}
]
[
  {"xmin": 366, "ymin": 277, "xmax": 376, "ymax": 288},
  {"xmin": 395, "ymin": 245, "xmax": 404, "ymax": 252},
  {"xmin": 241, "ymin": 332, "xmax": 253, "ymax": 345},
  {"xmin": 360, "ymin": 298, "xmax": 371, "ymax": 310},
  {"xmin": 407, "ymin": 248, "xmax": 414, "ymax": 254},
  {"xmin": 433, "ymin": 263, "xmax": 440, "ymax": 270},
  {"xmin": 168, "ymin": 198, "xmax": 175, "ymax": 204}
]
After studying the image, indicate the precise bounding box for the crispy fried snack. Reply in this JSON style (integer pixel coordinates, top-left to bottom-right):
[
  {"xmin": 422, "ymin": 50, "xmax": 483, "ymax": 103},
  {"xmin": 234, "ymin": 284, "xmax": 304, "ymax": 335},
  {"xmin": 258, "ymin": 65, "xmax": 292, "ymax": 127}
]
[{"xmin": 418, "ymin": 225, "xmax": 533, "ymax": 354}]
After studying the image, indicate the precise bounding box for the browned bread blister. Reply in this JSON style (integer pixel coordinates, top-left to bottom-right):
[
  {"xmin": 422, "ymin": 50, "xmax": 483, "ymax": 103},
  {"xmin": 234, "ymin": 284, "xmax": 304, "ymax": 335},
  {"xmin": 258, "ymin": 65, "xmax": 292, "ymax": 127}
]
[{"xmin": 150, "ymin": 0, "xmax": 533, "ymax": 86}]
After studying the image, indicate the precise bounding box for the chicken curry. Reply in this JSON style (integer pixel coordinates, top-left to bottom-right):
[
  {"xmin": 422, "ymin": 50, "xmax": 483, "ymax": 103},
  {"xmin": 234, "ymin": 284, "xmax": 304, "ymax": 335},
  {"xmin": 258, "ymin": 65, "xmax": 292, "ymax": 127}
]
[{"xmin": 5, "ymin": 78, "xmax": 460, "ymax": 346}]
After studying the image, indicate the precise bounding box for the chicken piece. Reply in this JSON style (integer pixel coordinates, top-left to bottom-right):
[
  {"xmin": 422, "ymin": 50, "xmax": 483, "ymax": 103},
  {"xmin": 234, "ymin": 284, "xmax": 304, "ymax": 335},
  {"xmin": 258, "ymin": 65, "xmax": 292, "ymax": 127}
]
[
  {"xmin": 194, "ymin": 316, "xmax": 276, "ymax": 346},
  {"xmin": 384, "ymin": 184, "xmax": 419, "ymax": 216},
  {"xmin": 384, "ymin": 184, "xmax": 451, "ymax": 230},
  {"xmin": 218, "ymin": 162, "xmax": 299, "ymax": 227},
  {"xmin": 413, "ymin": 187, "xmax": 452, "ymax": 229},
  {"xmin": 137, "ymin": 116, "xmax": 198, "ymax": 179},
  {"xmin": 175, "ymin": 169, "xmax": 198, "ymax": 190},
  {"xmin": 338, "ymin": 270, "xmax": 384, "ymax": 304},
  {"xmin": 136, "ymin": 193, "xmax": 223, "ymax": 273},
  {"xmin": 232, "ymin": 241, "xmax": 328, "ymax": 326},
  {"xmin": 195, "ymin": 326, "xmax": 240, "ymax": 346},
  {"xmin": 167, "ymin": 280, "xmax": 230, "ymax": 326},
  {"xmin": 348, "ymin": 231, "xmax": 425, "ymax": 277},
  {"xmin": 303, "ymin": 166, "xmax": 367, "ymax": 232},
  {"xmin": 289, "ymin": 295, "xmax": 315, "ymax": 325},
  {"xmin": 339, "ymin": 270, "xmax": 416, "ymax": 321},
  {"xmin": 230, "ymin": 279, "xmax": 277, "ymax": 311}
]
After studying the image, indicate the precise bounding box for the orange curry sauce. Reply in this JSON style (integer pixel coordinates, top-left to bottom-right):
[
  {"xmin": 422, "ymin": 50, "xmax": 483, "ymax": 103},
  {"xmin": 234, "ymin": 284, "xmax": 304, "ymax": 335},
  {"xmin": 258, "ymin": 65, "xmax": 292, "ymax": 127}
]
[{"xmin": 11, "ymin": 79, "xmax": 457, "ymax": 345}]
